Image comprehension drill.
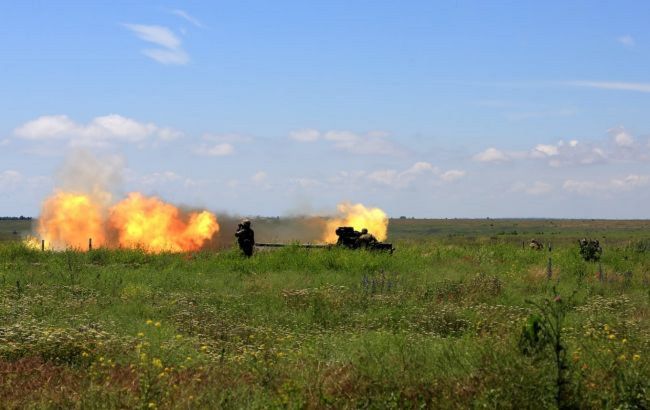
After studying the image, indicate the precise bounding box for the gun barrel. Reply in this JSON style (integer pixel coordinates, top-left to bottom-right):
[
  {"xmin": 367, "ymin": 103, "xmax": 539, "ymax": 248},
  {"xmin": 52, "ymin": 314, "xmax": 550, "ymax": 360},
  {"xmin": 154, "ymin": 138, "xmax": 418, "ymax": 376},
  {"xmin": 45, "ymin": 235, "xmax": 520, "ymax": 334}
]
[{"xmin": 255, "ymin": 243, "xmax": 331, "ymax": 249}]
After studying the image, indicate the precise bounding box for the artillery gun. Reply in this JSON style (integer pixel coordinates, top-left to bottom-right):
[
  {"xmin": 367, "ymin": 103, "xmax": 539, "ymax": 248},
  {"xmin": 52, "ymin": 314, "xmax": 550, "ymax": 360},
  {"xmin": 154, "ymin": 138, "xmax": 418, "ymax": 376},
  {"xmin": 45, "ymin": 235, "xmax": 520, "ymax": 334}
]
[{"xmin": 255, "ymin": 226, "xmax": 394, "ymax": 253}]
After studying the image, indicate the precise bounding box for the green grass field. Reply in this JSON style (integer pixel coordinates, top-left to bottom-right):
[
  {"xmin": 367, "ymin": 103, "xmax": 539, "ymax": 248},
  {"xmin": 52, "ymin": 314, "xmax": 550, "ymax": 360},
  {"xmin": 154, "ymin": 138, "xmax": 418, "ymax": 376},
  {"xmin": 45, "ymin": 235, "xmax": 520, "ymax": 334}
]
[
  {"xmin": 0, "ymin": 219, "xmax": 648, "ymax": 408},
  {"xmin": 0, "ymin": 219, "xmax": 33, "ymax": 241}
]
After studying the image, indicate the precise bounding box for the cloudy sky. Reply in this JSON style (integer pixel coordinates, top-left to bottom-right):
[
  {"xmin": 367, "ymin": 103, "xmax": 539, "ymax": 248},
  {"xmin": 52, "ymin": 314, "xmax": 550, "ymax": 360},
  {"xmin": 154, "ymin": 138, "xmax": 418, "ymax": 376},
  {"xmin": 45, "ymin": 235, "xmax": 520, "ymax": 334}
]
[{"xmin": 2, "ymin": 1, "xmax": 650, "ymax": 218}]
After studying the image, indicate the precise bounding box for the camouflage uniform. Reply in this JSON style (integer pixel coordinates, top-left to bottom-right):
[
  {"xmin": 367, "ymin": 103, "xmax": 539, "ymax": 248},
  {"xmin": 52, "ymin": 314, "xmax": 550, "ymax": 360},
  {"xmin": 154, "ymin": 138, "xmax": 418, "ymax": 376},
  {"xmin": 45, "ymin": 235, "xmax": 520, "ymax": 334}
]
[
  {"xmin": 235, "ymin": 220, "xmax": 255, "ymax": 257},
  {"xmin": 357, "ymin": 228, "xmax": 378, "ymax": 249}
]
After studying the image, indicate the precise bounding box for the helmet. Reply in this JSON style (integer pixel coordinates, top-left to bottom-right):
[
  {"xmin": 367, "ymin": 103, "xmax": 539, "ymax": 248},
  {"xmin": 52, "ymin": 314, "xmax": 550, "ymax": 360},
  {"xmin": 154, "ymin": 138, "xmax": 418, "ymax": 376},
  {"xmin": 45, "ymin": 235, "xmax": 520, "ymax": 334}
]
[
  {"xmin": 242, "ymin": 219, "xmax": 251, "ymax": 227},
  {"xmin": 361, "ymin": 228, "xmax": 368, "ymax": 234}
]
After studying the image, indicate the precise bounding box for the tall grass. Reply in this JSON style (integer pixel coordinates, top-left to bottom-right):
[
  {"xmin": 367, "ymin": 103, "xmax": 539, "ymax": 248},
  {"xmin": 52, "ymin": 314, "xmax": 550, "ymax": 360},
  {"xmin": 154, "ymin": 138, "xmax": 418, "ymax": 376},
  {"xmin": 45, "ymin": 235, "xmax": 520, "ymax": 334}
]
[{"xmin": 0, "ymin": 235, "xmax": 648, "ymax": 408}]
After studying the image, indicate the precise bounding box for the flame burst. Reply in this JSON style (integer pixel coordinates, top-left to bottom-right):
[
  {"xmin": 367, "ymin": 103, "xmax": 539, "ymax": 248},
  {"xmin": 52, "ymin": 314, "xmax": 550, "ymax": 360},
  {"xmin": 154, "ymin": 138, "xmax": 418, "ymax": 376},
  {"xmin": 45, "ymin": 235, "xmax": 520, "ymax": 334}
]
[
  {"xmin": 35, "ymin": 191, "xmax": 219, "ymax": 252},
  {"xmin": 38, "ymin": 191, "xmax": 106, "ymax": 250},
  {"xmin": 109, "ymin": 193, "xmax": 219, "ymax": 252},
  {"xmin": 323, "ymin": 202, "xmax": 388, "ymax": 243}
]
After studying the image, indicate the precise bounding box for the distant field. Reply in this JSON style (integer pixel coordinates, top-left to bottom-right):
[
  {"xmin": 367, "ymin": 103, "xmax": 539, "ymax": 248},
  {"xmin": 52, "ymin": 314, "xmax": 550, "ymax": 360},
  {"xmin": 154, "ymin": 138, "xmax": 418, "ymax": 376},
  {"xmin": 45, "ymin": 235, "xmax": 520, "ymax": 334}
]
[
  {"xmin": 5, "ymin": 217, "xmax": 650, "ymax": 245},
  {"xmin": 387, "ymin": 218, "xmax": 650, "ymax": 246},
  {"xmin": 0, "ymin": 219, "xmax": 32, "ymax": 241},
  {"xmin": 0, "ymin": 218, "xmax": 648, "ymax": 408}
]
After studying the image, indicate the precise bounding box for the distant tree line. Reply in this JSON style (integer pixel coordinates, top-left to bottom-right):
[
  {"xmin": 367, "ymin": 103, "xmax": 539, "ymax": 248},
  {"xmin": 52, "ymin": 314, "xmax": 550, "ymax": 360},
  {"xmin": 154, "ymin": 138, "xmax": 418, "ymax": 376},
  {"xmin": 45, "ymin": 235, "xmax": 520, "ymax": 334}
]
[{"xmin": 0, "ymin": 216, "xmax": 33, "ymax": 220}]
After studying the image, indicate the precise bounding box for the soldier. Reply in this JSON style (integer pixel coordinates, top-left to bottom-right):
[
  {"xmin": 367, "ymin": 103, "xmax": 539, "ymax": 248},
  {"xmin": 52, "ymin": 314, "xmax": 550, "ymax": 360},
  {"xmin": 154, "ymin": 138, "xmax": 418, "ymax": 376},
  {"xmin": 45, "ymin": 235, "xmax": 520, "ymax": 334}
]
[
  {"xmin": 357, "ymin": 228, "xmax": 378, "ymax": 249},
  {"xmin": 529, "ymin": 239, "xmax": 544, "ymax": 250},
  {"xmin": 235, "ymin": 219, "xmax": 255, "ymax": 257}
]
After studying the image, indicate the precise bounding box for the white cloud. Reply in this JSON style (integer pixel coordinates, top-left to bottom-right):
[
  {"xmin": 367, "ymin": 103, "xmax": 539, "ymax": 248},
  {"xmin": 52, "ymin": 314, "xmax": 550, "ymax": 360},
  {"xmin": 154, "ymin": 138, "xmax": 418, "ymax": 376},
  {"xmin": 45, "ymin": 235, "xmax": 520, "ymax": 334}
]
[
  {"xmin": 562, "ymin": 180, "xmax": 599, "ymax": 195},
  {"xmin": 567, "ymin": 81, "xmax": 650, "ymax": 93},
  {"xmin": 124, "ymin": 24, "xmax": 189, "ymax": 65},
  {"xmin": 14, "ymin": 114, "xmax": 180, "ymax": 146},
  {"xmin": 366, "ymin": 169, "xmax": 398, "ymax": 185},
  {"xmin": 512, "ymin": 181, "xmax": 553, "ymax": 196},
  {"xmin": 141, "ymin": 48, "xmax": 189, "ymax": 65},
  {"xmin": 609, "ymin": 127, "xmax": 635, "ymax": 147},
  {"xmin": 194, "ymin": 143, "xmax": 235, "ymax": 157},
  {"xmin": 251, "ymin": 171, "xmax": 268, "ymax": 183},
  {"xmin": 618, "ymin": 35, "xmax": 635, "ymax": 48},
  {"xmin": 191, "ymin": 133, "xmax": 256, "ymax": 157},
  {"xmin": 157, "ymin": 128, "xmax": 183, "ymax": 141},
  {"xmin": 367, "ymin": 162, "xmax": 464, "ymax": 188},
  {"xmin": 546, "ymin": 141, "xmax": 607, "ymax": 167},
  {"xmin": 192, "ymin": 133, "xmax": 251, "ymax": 157},
  {"xmin": 123, "ymin": 24, "xmax": 180, "ymax": 49},
  {"xmin": 563, "ymin": 174, "xmax": 650, "ymax": 195},
  {"xmin": 404, "ymin": 161, "xmax": 437, "ymax": 173},
  {"xmin": 473, "ymin": 147, "xmax": 510, "ymax": 162},
  {"xmin": 289, "ymin": 129, "xmax": 320, "ymax": 142},
  {"xmin": 289, "ymin": 128, "xmax": 404, "ymax": 156},
  {"xmin": 440, "ymin": 169, "xmax": 466, "ymax": 182},
  {"xmin": 0, "ymin": 138, "xmax": 11, "ymax": 146},
  {"xmin": 532, "ymin": 144, "xmax": 559, "ymax": 157},
  {"xmin": 171, "ymin": 9, "xmax": 205, "ymax": 28},
  {"xmin": 85, "ymin": 115, "xmax": 157, "ymax": 140},
  {"xmin": 610, "ymin": 174, "xmax": 650, "ymax": 190},
  {"xmin": 15, "ymin": 115, "xmax": 78, "ymax": 139},
  {"xmin": 368, "ymin": 162, "xmax": 436, "ymax": 187},
  {"xmin": 324, "ymin": 130, "xmax": 404, "ymax": 156},
  {"xmin": 473, "ymin": 131, "xmax": 650, "ymax": 167}
]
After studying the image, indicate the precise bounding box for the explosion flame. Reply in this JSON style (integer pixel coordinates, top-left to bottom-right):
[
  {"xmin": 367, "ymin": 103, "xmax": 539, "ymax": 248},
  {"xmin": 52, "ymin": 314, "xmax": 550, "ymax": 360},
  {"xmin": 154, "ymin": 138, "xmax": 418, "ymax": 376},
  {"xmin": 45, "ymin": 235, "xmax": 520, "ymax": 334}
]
[
  {"xmin": 35, "ymin": 191, "xmax": 219, "ymax": 252},
  {"xmin": 322, "ymin": 202, "xmax": 388, "ymax": 243},
  {"xmin": 109, "ymin": 192, "xmax": 218, "ymax": 252},
  {"xmin": 39, "ymin": 191, "xmax": 107, "ymax": 250}
]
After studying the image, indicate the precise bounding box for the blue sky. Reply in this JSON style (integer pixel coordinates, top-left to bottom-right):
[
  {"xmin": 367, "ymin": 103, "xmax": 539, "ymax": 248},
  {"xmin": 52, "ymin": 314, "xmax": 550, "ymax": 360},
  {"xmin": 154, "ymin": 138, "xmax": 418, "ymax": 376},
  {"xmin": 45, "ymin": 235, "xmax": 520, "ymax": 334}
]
[{"xmin": 1, "ymin": 1, "xmax": 650, "ymax": 218}]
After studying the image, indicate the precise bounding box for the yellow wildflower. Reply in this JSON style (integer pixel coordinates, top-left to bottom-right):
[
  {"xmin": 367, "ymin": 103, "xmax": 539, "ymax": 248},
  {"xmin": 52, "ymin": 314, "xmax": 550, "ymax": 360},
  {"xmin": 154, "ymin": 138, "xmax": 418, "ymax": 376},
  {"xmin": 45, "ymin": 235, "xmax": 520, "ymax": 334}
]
[
  {"xmin": 146, "ymin": 320, "xmax": 153, "ymax": 325},
  {"xmin": 608, "ymin": 334, "xmax": 616, "ymax": 340},
  {"xmin": 152, "ymin": 358, "xmax": 163, "ymax": 368},
  {"xmin": 633, "ymin": 354, "xmax": 641, "ymax": 362},
  {"xmin": 154, "ymin": 321, "xmax": 161, "ymax": 328},
  {"xmin": 137, "ymin": 332, "xmax": 145, "ymax": 337}
]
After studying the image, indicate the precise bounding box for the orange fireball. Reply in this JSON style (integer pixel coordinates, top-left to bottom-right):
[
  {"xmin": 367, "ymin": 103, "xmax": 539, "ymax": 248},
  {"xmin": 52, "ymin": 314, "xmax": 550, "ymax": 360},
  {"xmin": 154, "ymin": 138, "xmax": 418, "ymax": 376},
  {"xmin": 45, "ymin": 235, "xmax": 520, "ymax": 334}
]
[
  {"xmin": 323, "ymin": 202, "xmax": 388, "ymax": 243},
  {"xmin": 109, "ymin": 192, "xmax": 219, "ymax": 252},
  {"xmin": 38, "ymin": 191, "xmax": 106, "ymax": 250},
  {"xmin": 34, "ymin": 190, "xmax": 219, "ymax": 252}
]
